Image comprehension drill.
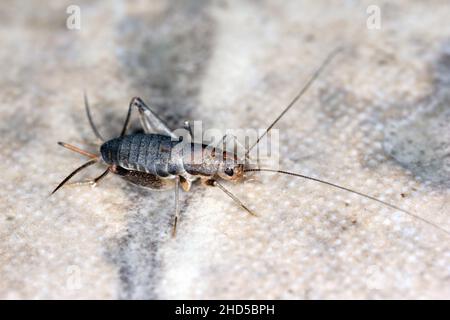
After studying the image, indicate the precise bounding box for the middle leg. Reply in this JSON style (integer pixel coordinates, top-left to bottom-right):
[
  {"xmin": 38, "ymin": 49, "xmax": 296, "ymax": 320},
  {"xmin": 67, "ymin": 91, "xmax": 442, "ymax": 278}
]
[{"xmin": 172, "ymin": 176, "xmax": 181, "ymax": 237}]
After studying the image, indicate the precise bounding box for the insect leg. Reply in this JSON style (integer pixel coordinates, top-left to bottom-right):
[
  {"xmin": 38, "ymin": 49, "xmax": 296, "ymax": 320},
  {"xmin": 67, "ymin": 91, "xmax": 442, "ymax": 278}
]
[
  {"xmin": 218, "ymin": 134, "xmax": 230, "ymax": 148},
  {"xmin": 120, "ymin": 97, "xmax": 178, "ymax": 139},
  {"xmin": 179, "ymin": 176, "xmax": 192, "ymax": 192},
  {"xmin": 206, "ymin": 179, "xmax": 257, "ymax": 217},
  {"xmin": 65, "ymin": 168, "xmax": 111, "ymax": 188},
  {"xmin": 51, "ymin": 159, "xmax": 98, "ymax": 195},
  {"xmin": 216, "ymin": 134, "xmax": 242, "ymax": 157},
  {"xmin": 172, "ymin": 176, "xmax": 181, "ymax": 237}
]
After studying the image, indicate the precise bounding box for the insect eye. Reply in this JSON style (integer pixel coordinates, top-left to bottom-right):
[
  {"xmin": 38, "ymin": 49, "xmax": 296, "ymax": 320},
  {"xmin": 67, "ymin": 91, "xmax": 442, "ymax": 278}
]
[{"xmin": 224, "ymin": 168, "xmax": 234, "ymax": 176}]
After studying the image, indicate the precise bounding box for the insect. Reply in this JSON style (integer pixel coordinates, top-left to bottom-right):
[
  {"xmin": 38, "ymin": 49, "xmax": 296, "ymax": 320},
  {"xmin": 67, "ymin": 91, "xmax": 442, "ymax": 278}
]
[{"xmin": 52, "ymin": 48, "xmax": 450, "ymax": 238}]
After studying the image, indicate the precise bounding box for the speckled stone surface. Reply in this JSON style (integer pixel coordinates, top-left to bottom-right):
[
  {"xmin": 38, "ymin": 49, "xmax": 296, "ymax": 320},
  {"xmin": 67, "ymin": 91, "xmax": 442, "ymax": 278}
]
[{"xmin": 0, "ymin": 0, "xmax": 449, "ymax": 299}]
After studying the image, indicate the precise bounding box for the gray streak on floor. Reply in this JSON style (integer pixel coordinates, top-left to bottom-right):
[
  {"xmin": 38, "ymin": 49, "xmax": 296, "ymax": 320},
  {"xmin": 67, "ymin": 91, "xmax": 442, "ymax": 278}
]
[
  {"xmin": 108, "ymin": 0, "xmax": 215, "ymax": 299},
  {"xmin": 384, "ymin": 44, "xmax": 450, "ymax": 188}
]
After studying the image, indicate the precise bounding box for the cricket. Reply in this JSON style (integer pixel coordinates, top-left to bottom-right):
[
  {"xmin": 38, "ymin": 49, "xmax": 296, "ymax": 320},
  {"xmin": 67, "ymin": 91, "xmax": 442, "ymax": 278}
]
[{"xmin": 51, "ymin": 48, "xmax": 450, "ymax": 238}]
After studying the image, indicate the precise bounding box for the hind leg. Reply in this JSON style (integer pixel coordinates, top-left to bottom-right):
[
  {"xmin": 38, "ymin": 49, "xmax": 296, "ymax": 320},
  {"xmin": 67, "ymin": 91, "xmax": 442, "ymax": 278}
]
[
  {"xmin": 65, "ymin": 168, "xmax": 110, "ymax": 188},
  {"xmin": 120, "ymin": 97, "xmax": 178, "ymax": 139}
]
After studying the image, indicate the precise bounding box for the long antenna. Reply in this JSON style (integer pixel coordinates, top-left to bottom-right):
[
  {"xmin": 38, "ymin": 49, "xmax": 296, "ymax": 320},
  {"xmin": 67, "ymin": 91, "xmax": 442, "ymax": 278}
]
[
  {"xmin": 244, "ymin": 168, "xmax": 450, "ymax": 237},
  {"xmin": 245, "ymin": 47, "xmax": 342, "ymax": 158},
  {"xmin": 84, "ymin": 91, "xmax": 105, "ymax": 142}
]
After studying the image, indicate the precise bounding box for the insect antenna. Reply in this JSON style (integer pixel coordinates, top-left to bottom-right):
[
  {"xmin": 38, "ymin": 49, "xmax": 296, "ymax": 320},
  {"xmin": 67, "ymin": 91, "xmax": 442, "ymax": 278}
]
[
  {"xmin": 51, "ymin": 159, "xmax": 98, "ymax": 195},
  {"xmin": 244, "ymin": 47, "xmax": 342, "ymax": 160},
  {"xmin": 84, "ymin": 91, "xmax": 105, "ymax": 142},
  {"xmin": 244, "ymin": 168, "xmax": 450, "ymax": 237}
]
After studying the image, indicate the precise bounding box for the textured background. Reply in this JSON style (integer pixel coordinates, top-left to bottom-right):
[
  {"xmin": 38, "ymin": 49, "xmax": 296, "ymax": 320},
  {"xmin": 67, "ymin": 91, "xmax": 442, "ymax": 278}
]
[{"xmin": 1, "ymin": 0, "xmax": 449, "ymax": 299}]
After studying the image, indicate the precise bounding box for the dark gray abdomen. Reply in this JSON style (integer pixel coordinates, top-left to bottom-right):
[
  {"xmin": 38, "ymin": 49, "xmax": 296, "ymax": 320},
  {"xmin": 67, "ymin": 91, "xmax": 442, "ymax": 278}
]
[{"xmin": 100, "ymin": 133, "xmax": 180, "ymax": 177}]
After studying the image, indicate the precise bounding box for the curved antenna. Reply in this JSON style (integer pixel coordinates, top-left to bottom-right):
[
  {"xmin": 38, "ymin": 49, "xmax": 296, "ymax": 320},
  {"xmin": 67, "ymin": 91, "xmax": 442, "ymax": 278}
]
[
  {"xmin": 245, "ymin": 47, "xmax": 343, "ymax": 159},
  {"xmin": 84, "ymin": 91, "xmax": 105, "ymax": 142},
  {"xmin": 244, "ymin": 168, "xmax": 450, "ymax": 237}
]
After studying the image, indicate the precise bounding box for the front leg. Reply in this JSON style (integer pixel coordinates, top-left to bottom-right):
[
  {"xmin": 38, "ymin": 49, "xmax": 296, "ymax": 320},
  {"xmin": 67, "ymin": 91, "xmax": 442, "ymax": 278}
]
[
  {"xmin": 202, "ymin": 178, "xmax": 257, "ymax": 216},
  {"xmin": 179, "ymin": 176, "xmax": 192, "ymax": 192}
]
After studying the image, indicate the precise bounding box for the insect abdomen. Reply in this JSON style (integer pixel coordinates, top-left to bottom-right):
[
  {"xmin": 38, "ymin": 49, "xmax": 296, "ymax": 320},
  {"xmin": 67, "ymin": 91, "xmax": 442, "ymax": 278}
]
[{"xmin": 100, "ymin": 133, "xmax": 178, "ymax": 177}]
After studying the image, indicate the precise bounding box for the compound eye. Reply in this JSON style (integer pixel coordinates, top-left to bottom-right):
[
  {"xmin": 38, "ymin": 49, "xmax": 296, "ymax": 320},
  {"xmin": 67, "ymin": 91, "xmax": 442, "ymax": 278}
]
[{"xmin": 224, "ymin": 168, "xmax": 234, "ymax": 176}]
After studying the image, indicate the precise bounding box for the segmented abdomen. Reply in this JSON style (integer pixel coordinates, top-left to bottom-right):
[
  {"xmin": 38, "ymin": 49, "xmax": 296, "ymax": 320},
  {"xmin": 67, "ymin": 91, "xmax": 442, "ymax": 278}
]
[{"xmin": 100, "ymin": 133, "xmax": 177, "ymax": 177}]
